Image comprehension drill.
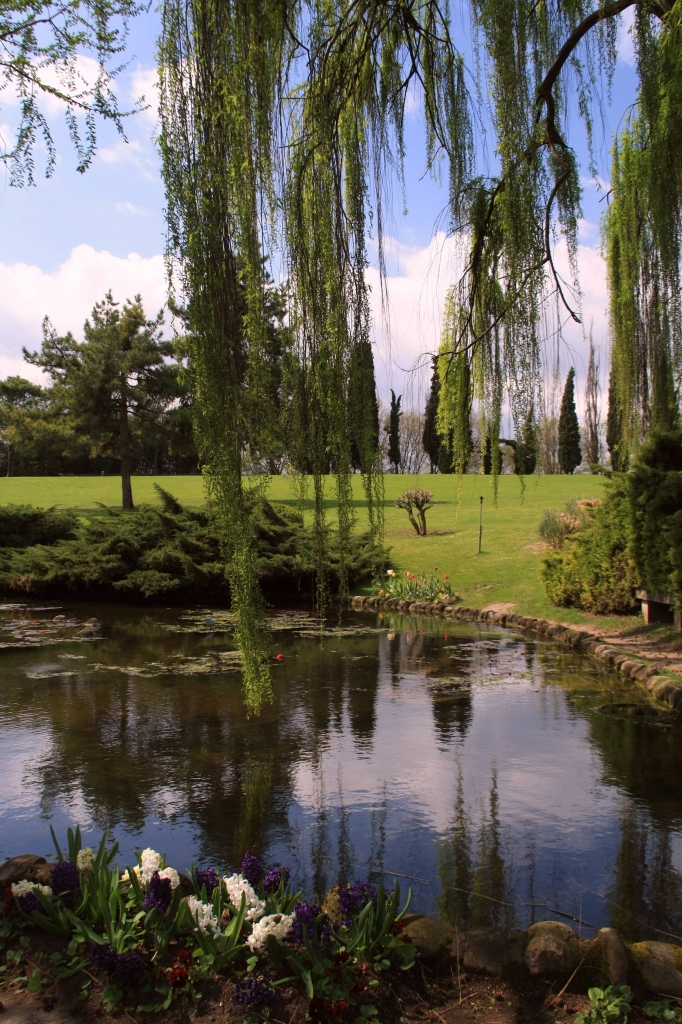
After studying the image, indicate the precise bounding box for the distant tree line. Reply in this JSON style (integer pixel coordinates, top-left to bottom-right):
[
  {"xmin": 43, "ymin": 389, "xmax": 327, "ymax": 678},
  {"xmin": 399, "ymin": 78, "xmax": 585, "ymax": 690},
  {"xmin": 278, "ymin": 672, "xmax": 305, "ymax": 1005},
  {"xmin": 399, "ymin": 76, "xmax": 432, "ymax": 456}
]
[{"xmin": 2, "ymin": 286, "xmax": 620, "ymax": 489}]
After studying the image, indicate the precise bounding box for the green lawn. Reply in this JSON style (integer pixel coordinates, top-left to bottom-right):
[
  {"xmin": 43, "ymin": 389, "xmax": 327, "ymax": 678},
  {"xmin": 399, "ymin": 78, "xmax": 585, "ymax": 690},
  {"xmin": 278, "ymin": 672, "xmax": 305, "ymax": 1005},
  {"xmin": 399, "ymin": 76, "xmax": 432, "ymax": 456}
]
[{"xmin": 0, "ymin": 472, "xmax": 634, "ymax": 630}]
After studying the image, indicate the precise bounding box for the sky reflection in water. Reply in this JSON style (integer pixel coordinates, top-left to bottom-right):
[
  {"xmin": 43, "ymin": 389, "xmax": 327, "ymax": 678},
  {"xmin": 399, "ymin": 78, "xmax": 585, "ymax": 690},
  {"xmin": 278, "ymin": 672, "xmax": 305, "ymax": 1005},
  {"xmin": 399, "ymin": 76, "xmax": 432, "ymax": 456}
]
[{"xmin": 0, "ymin": 602, "xmax": 681, "ymax": 942}]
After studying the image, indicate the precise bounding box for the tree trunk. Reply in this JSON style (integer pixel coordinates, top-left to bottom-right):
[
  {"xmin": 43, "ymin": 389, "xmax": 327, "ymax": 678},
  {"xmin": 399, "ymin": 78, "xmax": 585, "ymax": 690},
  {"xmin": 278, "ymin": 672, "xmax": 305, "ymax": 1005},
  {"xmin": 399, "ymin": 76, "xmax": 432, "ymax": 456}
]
[
  {"xmin": 405, "ymin": 508, "xmax": 420, "ymax": 534},
  {"xmin": 6, "ymin": 445, "xmax": 13, "ymax": 477},
  {"xmin": 119, "ymin": 395, "xmax": 134, "ymax": 509},
  {"xmin": 417, "ymin": 507, "xmax": 427, "ymax": 535}
]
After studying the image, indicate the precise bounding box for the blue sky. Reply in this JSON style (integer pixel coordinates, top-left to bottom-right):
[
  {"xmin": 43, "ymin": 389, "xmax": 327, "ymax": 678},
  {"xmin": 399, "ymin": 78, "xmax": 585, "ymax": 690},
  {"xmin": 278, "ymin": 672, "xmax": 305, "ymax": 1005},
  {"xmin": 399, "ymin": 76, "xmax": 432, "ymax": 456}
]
[{"xmin": 0, "ymin": 4, "xmax": 640, "ymax": 419}]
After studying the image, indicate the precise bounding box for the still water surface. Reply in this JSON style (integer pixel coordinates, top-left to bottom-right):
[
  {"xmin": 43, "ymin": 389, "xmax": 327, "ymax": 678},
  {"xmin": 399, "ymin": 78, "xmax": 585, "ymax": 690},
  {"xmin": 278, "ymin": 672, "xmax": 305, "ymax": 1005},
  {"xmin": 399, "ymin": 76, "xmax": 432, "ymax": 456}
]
[{"xmin": 1, "ymin": 602, "xmax": 681, "ymax": 941}]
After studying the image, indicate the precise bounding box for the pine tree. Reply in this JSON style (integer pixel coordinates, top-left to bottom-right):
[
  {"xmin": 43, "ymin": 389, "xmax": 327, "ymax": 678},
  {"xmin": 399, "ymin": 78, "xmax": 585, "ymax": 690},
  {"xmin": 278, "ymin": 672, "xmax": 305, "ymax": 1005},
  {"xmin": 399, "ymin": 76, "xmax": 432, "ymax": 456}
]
[
  {"xmin": 584, "ymin": 335, "xmax": 601, "ymax": 469},
  {"xmin": 558, "ymin": 367, "xmax": 582, "ymax": 474},
  {"xmin": 387, "ymin": 390, "xmax": 402, "ymax": 473},
  {"xmin": 25, "ymin": 293, "xmax": 175, "ymax": 509},
  {"xmin": 606, "ymin": 362, "xmax": 628, "ymax": 471}
]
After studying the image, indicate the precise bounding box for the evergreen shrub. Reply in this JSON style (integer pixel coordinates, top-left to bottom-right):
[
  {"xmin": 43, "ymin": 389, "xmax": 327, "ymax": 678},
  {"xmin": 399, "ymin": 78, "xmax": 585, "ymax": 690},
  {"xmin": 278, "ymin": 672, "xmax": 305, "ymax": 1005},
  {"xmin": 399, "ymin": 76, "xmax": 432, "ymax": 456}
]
[
  {"xmin": 0, "ymin": 486, "xmax": 384, "ymax": 601},
  {"xmin": 540, "ymin": 477, "xmax": 639, "ymax": 613},
  {"xmin": 0, "ymin": 504, "xmax": 78, "ymax": 548},
  {"xmin": 629, "ymin": 429, "xmax": 682, "ymax": 599}
]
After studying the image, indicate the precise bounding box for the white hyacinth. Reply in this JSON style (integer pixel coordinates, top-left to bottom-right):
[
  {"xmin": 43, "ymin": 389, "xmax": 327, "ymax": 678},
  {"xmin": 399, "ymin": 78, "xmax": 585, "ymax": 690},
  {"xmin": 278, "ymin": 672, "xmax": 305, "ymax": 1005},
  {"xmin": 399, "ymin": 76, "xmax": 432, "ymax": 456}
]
[
  {"xmin": 76, "ymin": 847, "xmax": 95, "ymax": 871},
  {"xmin": 186, "ymin": 896, "xmax": 220, "ymax": 935},
  {"xmin": 159, "ymin": 866, "xmax": 180, "ymax": 890},
  {"xmin": 139, "ymin": 848, "xmax": 162, "ymax": 884},
  {"xmin": 224, "ymin": 873, "xmax": 265, "ymax": 922},
  {"xmin": 11, "ymin": 880, "xmax": 52, "ymax": 898},
  {"xmin": 247, "ymin": 913, "xmax": 294, "ymax": 951}
]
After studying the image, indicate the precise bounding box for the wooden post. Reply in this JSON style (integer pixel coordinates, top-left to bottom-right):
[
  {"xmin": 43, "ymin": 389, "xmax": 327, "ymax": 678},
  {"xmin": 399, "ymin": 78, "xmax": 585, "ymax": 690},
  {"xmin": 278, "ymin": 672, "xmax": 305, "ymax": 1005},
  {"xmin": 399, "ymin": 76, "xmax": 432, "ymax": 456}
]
[{"xmin": 478, "ymin": 496, "xmax": 483, "ymax": 554}]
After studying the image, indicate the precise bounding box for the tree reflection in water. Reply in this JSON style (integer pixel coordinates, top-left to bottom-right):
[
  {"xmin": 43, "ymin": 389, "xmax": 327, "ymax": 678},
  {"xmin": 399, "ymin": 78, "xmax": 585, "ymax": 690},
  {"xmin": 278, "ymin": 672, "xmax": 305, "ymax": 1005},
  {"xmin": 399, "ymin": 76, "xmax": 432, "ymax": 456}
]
[{"xmin": 1, "ymin": 603, "xmax": 682, "ymax": 940}]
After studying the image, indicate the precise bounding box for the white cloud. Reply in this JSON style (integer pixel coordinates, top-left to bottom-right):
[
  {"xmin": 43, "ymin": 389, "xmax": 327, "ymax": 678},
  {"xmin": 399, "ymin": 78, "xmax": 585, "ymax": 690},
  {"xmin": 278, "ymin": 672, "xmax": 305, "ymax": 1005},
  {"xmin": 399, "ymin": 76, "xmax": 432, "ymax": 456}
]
[
  {"xmin": 0, "ymin": 244, "xmax": 167, "ymax": 365},
  {"xmin": 617, "ymin": 7, "xmax": 636, "ymax": 66},
  {"xmin": 367, "ymin": 228, "xmax": 609, "ymax": 411},
  {"xmin": 114, "ymin": 200, "xmax": 149, "ymax": 216},
  {"xmin": 129, "ymin": 66, "xmax": 159, "ymax": 125},
  {"xmin": 98, "ymin": 138, "xmax": 156, "ymax": 176}
]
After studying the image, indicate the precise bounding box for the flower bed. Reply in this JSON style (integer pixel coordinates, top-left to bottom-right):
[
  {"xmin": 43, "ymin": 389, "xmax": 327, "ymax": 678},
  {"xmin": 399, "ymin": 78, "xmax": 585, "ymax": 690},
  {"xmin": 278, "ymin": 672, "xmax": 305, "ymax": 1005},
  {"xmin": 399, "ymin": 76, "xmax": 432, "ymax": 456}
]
[
  {"xmin": 0, "ymin": 827, "xmax": 416, "ymax": 1020},
  {"xmin": 376, "ymin": 569, "xmax": 460, "ymax": 604}
]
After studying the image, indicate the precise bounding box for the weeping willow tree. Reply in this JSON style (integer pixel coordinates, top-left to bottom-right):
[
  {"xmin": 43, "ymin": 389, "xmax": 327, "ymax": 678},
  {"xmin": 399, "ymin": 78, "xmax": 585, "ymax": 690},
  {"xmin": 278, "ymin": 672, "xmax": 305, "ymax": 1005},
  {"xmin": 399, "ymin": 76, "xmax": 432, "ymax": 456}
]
[
  {"xmin": 158, "ymin": 0, "xmax": 681, "ymax": 711},
  {"xmin": 603, "ymin": 3, "xmax": 682, "ymax": 461}
]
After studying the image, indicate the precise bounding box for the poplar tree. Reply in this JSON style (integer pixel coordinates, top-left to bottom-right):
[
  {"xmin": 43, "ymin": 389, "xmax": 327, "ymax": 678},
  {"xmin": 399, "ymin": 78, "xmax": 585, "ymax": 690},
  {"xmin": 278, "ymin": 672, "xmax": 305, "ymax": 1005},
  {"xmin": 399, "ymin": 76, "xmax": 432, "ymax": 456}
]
[
  {"xmin": 584, "ymin": 336, "xmax": 601, "ymax": 468},
  {"xmin": 558, "ymin": 368, "xmax": 582, "ymax": 474}
]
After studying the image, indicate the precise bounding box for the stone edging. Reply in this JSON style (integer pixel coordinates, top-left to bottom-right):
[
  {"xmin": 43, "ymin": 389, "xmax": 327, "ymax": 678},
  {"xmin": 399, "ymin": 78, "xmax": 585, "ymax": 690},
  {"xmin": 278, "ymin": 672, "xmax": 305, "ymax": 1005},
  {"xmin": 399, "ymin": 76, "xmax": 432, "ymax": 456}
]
[{"xmin": 348, "ymin": 595, "xmax": 682, "ymax": 714}]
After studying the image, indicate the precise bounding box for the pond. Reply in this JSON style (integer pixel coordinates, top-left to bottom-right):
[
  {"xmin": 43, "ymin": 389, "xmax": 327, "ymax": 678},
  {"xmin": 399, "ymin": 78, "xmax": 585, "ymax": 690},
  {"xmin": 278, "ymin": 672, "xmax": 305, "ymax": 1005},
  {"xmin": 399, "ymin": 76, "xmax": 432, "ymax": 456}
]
[{"xmin": 1, "ymin": 601, "xmax": 681, "ymax": 944}]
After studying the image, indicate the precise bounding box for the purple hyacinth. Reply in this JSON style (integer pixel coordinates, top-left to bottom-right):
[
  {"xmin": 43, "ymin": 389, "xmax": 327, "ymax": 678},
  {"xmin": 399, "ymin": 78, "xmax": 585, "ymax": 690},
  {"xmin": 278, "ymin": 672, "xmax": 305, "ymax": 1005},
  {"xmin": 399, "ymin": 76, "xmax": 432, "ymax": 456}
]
[
  {"xmin": 195, "ymin": 867, "xmax": 219, "ymax": 896},
  {"xmin": 241, "ymin": 851, "xmax": 264, "ymax": 887},
  {"xmin": 112, "ymin": 951, "xmax": 146, "ymax": 987},
  {"xmin": 143, "ymin": 871, "xmax": 172, "ymax": 914},
  {"xmin": 263, "ymin": 863, "xmax": 290, "ymax": 895},
  {"xmin": 89, "ymin": 943, "xmax": 119, "ymax": 973},
  {"xmin": 292, "ymin": 901, "xmax": 332, "ymax": 945},
  {"xmin": 52, "ymin": 860, "xmax": 81, "ymax": 896},
  {"xmin": 337, "ymin": 881, "xmax": 377, "ymax": 924},
  {"xmin": 89, "ymin": 944, "xmax": 145, "ymax": 987},
  {"xmin": 232, "ymin": 971, "xmax": 274, "ymax": 1007},
  {"xmin": 17, "ymin": 892, "xmax": 42, "ymax": 915}
]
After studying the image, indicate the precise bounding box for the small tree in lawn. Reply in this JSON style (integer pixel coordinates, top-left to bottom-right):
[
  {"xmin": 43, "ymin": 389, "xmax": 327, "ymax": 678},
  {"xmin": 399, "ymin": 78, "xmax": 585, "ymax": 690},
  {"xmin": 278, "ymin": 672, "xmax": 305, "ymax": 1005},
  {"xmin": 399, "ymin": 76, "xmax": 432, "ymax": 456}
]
[
  {"xmin": 387, "ymin": 389, "xmax": 402, "ymax": 473},
  {"xmin": 394, "ymin": 489, "xmax": 436, "ymax": 536},
  {"xmin": 558, "ymin": 367, "xmax": 582, "ymax": 474}
]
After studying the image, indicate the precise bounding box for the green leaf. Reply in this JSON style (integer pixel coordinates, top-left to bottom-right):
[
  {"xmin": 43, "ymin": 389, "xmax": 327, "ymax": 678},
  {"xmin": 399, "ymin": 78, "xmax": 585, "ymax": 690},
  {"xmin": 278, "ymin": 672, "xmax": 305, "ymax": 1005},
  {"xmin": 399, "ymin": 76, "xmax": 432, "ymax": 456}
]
[
  {"xmin": 27, "ymin": 969, "xmax": 43, "ymax": 993},
  {"xmin": 101, "ymin": 982, "xmax": 123, "ymax": 1010}
]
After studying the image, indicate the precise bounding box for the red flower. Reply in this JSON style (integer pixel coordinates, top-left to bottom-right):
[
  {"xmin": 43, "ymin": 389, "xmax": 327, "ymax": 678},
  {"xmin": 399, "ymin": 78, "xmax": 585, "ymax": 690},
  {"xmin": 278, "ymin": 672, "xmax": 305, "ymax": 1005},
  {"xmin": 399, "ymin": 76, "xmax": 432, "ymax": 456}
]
[
  {"xmin": 328, "ymin": 1001, "xmax": 347, "ymax": 1018},
  {"xmin": 332, "ymin": 950, "xmax": 349, "ymax": 965},
  {"xmin": 276, "ymin": 653, "xmax": 285, "ymax": 661},
  {"xmin": 173, "ymin": 949, "xmax": 192, "ymax": 966},
  {"xmin": 350, "ymin": 979, "xmax": 367, "ymax": 992},
  {"xmin": 390, "ymin": 918, "xmax": 405, "ymax": 933},
  {"xmin": 309, "ymin": 996, "xmax": 327, "ymax": 1021},
  {"xmin": 169, "ymin": 966, "xmax": 189, "ymax": 988}
]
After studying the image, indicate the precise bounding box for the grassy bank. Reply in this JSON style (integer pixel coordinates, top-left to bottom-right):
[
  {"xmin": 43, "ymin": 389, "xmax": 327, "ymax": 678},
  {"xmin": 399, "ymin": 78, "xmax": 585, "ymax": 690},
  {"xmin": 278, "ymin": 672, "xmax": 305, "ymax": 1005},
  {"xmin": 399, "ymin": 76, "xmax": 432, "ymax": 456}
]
[{"xmin": 0, "ymin": 472, "xmax": 635, "ymax": 630}]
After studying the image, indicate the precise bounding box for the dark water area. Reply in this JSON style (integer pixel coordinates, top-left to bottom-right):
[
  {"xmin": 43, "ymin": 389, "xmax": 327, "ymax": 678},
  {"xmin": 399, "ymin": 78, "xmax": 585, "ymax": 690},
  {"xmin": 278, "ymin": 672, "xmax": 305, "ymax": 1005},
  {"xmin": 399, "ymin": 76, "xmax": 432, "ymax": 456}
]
[{"xmin": 1, "ymin": 601, "xmax": 681, "ymax": 943}]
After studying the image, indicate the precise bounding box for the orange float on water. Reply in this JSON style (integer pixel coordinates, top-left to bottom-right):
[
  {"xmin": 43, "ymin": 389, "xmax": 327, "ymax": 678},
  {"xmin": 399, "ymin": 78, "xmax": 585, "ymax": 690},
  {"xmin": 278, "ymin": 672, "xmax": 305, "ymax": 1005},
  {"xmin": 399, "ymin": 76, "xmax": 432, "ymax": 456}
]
[{"xmin": 275, "ymin": 653, "xmax": 285, "ymax": 661}]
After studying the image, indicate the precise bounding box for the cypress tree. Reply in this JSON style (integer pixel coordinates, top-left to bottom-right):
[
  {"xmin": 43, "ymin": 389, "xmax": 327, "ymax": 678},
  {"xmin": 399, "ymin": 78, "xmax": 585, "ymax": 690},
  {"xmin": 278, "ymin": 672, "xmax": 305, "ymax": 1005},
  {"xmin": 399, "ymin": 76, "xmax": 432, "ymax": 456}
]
[
  {"xmin": 606, "ymin": 363, "xmax": 628, "ymax": 472},
  {"xmin": 349, "ymin": 340, "xmax": 380, "ymax": 473},
  {"xmin": 482, "ymin": 435, "xmax": 492, "ymax": 475},
  {"xmin": 423, "ymin": 359, "xmax": 440, "ymax": 473},
  {"xmin": 387, "ymin": 390, "xmax": 402, "ymax": 473},
  {"xmin": 558, "ymin": 368, "xmax": 582, "ymax": 474},
  {"xmin": 423, "ymin": 357, "xmax": 457, "ymax": 472},
  {"xmin": 514, "ymin": 409, "xmax": 537, "ymax": 475}
]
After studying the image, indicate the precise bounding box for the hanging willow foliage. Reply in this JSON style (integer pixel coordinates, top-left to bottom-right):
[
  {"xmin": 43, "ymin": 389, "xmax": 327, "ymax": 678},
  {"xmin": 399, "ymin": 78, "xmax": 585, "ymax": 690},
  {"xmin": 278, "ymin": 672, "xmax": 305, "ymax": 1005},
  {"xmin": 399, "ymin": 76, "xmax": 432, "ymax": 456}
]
[
  {"xmin": 603, "ymin": 2, "xmax": 682, "ymax": 459},
  {"xmin": 158, "ymin": 0, "xmax": 680, "ymax": 710}
]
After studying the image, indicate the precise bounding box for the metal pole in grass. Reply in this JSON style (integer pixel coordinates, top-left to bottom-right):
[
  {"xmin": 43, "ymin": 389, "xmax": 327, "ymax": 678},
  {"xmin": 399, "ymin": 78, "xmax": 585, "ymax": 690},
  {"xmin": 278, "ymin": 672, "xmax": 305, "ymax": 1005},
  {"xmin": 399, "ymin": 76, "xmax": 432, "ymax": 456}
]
[{"xmin": 478, "ymin": 496, "xmax": 484, "ymax": 554}]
